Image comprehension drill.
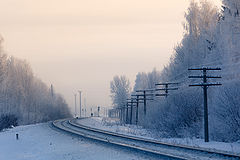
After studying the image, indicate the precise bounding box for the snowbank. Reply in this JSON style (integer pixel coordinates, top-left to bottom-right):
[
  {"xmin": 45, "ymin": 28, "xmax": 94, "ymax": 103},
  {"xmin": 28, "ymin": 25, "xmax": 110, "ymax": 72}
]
[{"xmin": 78, "ymin": 117, "xmax": 240, "ymax": 154}]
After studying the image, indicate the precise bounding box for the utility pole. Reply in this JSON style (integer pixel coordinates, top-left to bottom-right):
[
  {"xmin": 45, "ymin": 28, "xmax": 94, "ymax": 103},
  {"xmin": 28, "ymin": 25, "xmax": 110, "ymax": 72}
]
[
  {"xmin": 84, "ymin": 98, "xmax": 86, "ymax": 117},
  {"xmin": 131, "ymin": 95, "xmax": 146, "ymax": 125},
  {"xmin": 126, "ymin": 99, "xmax": 137, "ymax": 124},
  {"xmin": 121, "ymin": 106, "xmax": 124, "ymax": 122},
  {"xmin": 130, "ymin": 99, "xmax": 133, "ymax": 124},
  {"xmin": 143, "ymin": 91, "xmax": 146, "ymax": 114},
  {"xmin": 74, "ymin": 94, "xmax": 77, "ymax": 118},
  {"xmin": 78, "ymin": 91, "xmax": 82, "ymax": 118},
  {"xmin": 126, "ymin": 102, "xmax": 129, "ymax": 124},
  {"xmin": 155, "ymin": 83, "xmax": 178, "ymax": 97},
  {"xmin": 135, "ymin": 95, "xmax": 139, "ymax": 125},
  {"xmin": 97, "ymin": 106, "xmax": 100, "ymax": 117},
  {"xmin": 50, "ymin": 84, "xmax": 54, "ymax": 98},
  {"xmin": 188, "ymin": 67, "xmax": 221, "ymax": 142},
  {"xmin": 135, "ymin": 89, "xmax": 155, "ymax": 115},
  {"xmin": 127, "ymin": 97, "xmax": 147, "ymax": 125}
]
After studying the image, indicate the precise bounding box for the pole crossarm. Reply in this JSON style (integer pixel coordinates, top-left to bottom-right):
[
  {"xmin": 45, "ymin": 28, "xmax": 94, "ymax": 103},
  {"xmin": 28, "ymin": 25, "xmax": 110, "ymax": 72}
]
[
  {"xmin": 155, "ymin": 83, "xmax": 179, "ymax": 85},
  {"xmin": 126, "ymin": 104, "xmax": 137, "ymax": 107},
  {"xmin": 126, "ymin": 105, "xmax": 137, "ymax": 107},
  {"xmin": 155, "ymin": 88, "xmax": 178, "ymax": 91},
  {"xmin": 130, "ymin": 97, "xmax": 153, "ymax": 100},
  {"xmin": 127, "ymin": 98, "xmax": 143, "ymax": 101},
  {"xmin": 127, "ymin": 101, "xmax": 137, "ymax": 104},
  {"xmin": 188, "ymin": 67, "xmax": 221, "ymax": 71},
  {"xmin": 131, "ymin": 94, "xmax": 154, "ymax": 96},
  {"xmin": 189, "ymin": 83, "xmax": 222, "ymax": 87},
  {"xmin": 189, "ymin": 76, "xmax": 222, "ymax": 79},
  {"xmin": 155, "ymin": 82, "xmax": 178, "ymax": 98},
  {"xmin": 127, "ymin": 101, "xmax": 138, "ymax": 104},
  {"xmin": 127, "ymin": 99, "xmax": 144, "ymax": 103},
  {"xmin": 127, "ymin": 101, "xmax": 144, "ymax": 103},
  {"xmin": 135, "ymin": 89, "xmax": 155, "ymax": 92},
  {"xmin": 137, "ymin": 98, "xmax": 154, "ymax": 101},
  {"xmin": 155, "ymin": 94, "xmax": 168, "ymax": 97}
]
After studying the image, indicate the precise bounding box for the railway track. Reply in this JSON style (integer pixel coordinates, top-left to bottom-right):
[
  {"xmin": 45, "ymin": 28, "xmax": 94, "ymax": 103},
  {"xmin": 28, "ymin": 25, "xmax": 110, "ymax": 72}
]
[{"xmin": 52, "ymin": 118, "xmax": 240, "ymax": 160}]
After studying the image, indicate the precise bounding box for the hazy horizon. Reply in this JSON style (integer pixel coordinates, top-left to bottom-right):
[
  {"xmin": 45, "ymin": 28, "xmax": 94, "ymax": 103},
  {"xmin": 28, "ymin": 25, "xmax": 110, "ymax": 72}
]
[{"xmin": 0, "ymin": 0, "xmax": 221, "ymax": 113}]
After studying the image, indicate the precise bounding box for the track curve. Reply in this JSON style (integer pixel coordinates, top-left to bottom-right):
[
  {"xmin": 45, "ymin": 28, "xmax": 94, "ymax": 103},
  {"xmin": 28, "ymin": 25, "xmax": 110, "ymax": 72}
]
[{"xmin": 52, "ymin": 118, "xmax": 240, "ymax": 160}]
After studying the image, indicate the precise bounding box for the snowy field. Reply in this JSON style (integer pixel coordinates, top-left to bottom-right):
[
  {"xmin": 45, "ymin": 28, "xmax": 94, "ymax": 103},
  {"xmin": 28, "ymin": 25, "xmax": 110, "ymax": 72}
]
[
  {"xmin": 0, "ymin": 122, "xmax": 159, "ymax": 160},
  {"xmin": 77, "ymin": 117, "xmax": 240, "ymax": 155}
]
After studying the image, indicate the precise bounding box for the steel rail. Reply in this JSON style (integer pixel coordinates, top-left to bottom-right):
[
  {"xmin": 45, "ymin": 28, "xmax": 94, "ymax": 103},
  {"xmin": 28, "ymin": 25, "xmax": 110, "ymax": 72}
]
[
  {"xmin": 52, "ymin": 119, "xmax": 186, "ymax": 160},
  {"xmin": 69, "ymin": 119, "xmax": 240, "ymax": 159},
  {"xmin": 53, "ymin": 118, "xmax": 240, "ymax": 160}
]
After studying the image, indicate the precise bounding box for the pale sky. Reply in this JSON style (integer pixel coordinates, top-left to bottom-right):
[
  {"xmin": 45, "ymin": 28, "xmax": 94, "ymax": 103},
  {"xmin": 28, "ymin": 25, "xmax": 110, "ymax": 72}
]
[{"xmin": 0, "ymin": 0, "xmax": 221, "ymax": 113}]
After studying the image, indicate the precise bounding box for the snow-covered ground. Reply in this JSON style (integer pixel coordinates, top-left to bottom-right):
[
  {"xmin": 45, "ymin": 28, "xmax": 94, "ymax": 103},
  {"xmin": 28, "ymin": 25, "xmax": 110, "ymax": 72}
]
[
  {"xmin": 1, "ymin": 117, "xmax": 239, "ymax": 160},
  {"xmin": 77, "ymin": 117, "xmax": 240, "ymax": 154},
  {"xmin": 0, "ymin": 122, "xmax": 158, "ymax": 160}
]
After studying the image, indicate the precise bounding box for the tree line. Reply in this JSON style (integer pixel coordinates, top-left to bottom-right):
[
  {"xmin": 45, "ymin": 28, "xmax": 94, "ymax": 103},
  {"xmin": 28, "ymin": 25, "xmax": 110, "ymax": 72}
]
[
  {"xmin": 0, "ymin": 37, "xmax": 71, "ymax": 130},
  {"xmin": 110, "ymin": 0, "xmax": 240, "ymax": 142}
]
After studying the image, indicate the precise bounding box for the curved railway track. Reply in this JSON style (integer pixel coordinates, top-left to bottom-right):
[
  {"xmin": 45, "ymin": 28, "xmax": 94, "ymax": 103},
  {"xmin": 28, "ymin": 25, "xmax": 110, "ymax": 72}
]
[{"xmin": 52, "ymin": 118, "xmax": 240, "ymax": 160}]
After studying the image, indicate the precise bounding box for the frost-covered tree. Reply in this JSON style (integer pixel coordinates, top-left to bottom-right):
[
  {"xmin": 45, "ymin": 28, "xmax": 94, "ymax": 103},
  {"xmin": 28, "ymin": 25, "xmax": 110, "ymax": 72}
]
[
  {"xmin": 132, "ymin": 0, "xmax": 228, "ymax": 140},
  {"xmin": 211, "ymin": 80, "xmax": 240, "ymax": 142},
  {"xmin": 0, "ymin": 36, "xmax": 7, "ymax": 84},
  {"xmin": 164, "ymin": 0, "xmax": 219, "ymax": 81},
  {"xmin": 134, "ymin": 72, "xmax": 148, "ymax": 91},
  {"xmin": 134, "ymin": 68, "xmax": 161, "ymax": 91},
  {"xmin": 109, "ymin": 0, "xmax": 240, "ymax": 142},
  {"xmin": 144, "ymin": 0, "xmax": 240, "ymax": 142},
  {"xmin": 110, "ymin": 75, "xmax": 131, "ymax": 109},
  {"xmin": 0, "ymin": 36, "xmax": 72, "ymax": 129},
  {"xmin": 216, "ymin": 0, "xmax": 240, "ymax": 77}
]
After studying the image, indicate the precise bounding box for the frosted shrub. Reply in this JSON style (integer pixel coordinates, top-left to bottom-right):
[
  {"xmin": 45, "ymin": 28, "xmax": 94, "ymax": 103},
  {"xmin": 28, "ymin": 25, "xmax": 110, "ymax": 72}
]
[{"xmin": 211, "ymin": 81, "xmax": 240, "ymax": 142}]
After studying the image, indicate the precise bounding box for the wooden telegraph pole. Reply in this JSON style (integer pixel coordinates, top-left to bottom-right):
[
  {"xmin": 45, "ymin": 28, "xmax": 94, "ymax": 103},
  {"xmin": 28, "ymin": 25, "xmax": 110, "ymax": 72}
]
[
  {"xmin": 135, "ymin": 89, "xmax": 155, "ymax": 116},
  {"xmin": 131, "ymin": 95, "xmax": 140, "ymax": 125},
  {"xmin": 155, "ymin": 83, "xmax": 178, "ymax": 97},
  {"xmin": 126, "ymin": 102, "xmax": 129, "ymax": 124},
  {"xmin": 126, "ymin": 101, "xmax": 136, "ymax": 124},
  {"xmin": 127, "ymin": 96, "xmax": 151, "ymax": 125},
  {"xmin": 130, "ymin": 95, "xmax": 149, "ymax": 125},
  {"xmin": 188, "ymin": 67, "xmax": 221, "ymax": 142},
  {"xmin": 126, "ymin": 99, "xmax": 137, "ymax": 124}
]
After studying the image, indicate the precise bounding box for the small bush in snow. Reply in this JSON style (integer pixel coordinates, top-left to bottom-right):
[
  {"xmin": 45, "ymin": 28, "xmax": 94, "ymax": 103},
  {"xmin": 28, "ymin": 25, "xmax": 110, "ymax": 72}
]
[{"xmin": 0, "ymin": 114, "xmax": 18, "ymax": 131}]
